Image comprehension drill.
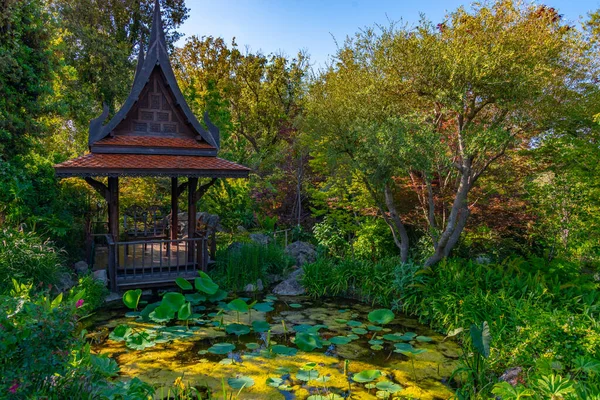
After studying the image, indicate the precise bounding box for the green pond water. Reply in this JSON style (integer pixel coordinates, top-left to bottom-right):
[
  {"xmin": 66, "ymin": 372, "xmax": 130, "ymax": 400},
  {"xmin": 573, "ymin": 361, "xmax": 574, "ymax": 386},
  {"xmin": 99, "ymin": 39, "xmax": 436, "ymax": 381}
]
[{"xmin": 88, "ymin": 295, "xmax": 460, "ymax": 399}]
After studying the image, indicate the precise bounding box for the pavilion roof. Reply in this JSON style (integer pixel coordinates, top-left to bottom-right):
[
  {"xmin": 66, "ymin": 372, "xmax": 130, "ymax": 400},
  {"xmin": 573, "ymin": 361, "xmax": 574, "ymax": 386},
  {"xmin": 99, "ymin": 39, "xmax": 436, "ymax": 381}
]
[{"xmin": 54, "ymin": 0, "xmax": 249, "ymax": 179}]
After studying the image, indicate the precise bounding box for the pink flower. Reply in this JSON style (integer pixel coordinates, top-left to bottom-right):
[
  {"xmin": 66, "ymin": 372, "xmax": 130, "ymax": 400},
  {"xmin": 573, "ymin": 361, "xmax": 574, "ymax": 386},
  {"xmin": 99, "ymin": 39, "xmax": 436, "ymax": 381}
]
[
  {"xmin": 76, "ymin": 299, "xmax": 84, "ymax": 308},
  {"xmin": 9, "ymin": 382, "xmax": 19, "ymax": 394}
]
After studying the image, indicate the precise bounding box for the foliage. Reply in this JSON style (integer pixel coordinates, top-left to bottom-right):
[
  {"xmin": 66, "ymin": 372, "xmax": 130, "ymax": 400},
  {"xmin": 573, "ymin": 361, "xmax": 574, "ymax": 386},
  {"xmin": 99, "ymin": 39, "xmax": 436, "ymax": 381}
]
[
  {"xmin": 302, "ymin": 257, "xmax": 398, "ymax": 306},
  {"xmin": 214, "ymin": 242, "xmax": 294, "ymax": 291},
  {"xmin": 0, "ymin": 228, "xmax": 66, "ymax": 294},
  {"xmin": 0, "ymin": 287, "xmax": 154, "ymax": 399},
  {"xmin": 73, "ymin": 274, "xmax": 109, "ymax": 311}
]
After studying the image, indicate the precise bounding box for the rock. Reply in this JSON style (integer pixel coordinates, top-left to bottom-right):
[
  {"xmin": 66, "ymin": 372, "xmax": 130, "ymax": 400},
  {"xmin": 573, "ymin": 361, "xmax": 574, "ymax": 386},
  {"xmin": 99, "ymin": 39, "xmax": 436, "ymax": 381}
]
[
  {"xmin": 105, "ymin": 292, "xmax": 121, "ymax": 303},
  {"xmin": 227, "ymin": 242, "xmax": 244, "ymax": 253},
  {"xmin": 243, "ymin": 279, "xmax": 265, "ymax": 293},
  {"xmin": 237, "ymin": 225, "xmax": 247, "ymax": 233},
  {"xmin": 249, "ymin": 233, "xmax": 272, "ymax": 246},
  {"xmin": 56, "ymin": 272, "xmax": 76, "ymax": 292},
  {"xmin": 93, "ymin": 269, "xmax": 108, "ymax": 285},
  {"xmin": 272, "ymin": 268, "xmax": 305, "ymax": 296},
  {"xmin": 284, "ymin": 241, "xmax": 317, "ymax": 266},
  {"xmin": 74, "ymin": 260, "xmax": 89, "ymax": 276},
  {"xmin": 499, "ymin": 367, "xmax": 523, "ymax": 386},
  {"xmin": 174, "ymin": 211, "xmax": 222, "ymax": 238},
  {"xmin": 266, "ymin": 274, "xmax": 284, "ymax": 284},
  {"xmin": 475, "ymin": 254, "xmax": 492, "ymax": 265}
]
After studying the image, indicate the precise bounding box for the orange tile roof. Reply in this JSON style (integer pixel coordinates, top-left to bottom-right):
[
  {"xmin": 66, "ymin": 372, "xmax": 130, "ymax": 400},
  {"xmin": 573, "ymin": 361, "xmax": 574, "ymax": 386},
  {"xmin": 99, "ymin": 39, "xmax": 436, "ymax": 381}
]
[
  {"xmin": 95, "ymin": 136, "xmax": 215, "ymax": 149},
  {"xmin": 54, "ymin": 153, "xmax": 250, "ymax": 178}
]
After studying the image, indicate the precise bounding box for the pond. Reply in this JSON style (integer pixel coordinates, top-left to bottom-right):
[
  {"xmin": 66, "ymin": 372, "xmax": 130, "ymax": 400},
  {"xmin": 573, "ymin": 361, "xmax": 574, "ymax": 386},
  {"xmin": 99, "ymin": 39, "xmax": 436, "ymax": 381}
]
[{"xmin": 88, "ymin": 294, "xmax": 460, "ymax": 399}]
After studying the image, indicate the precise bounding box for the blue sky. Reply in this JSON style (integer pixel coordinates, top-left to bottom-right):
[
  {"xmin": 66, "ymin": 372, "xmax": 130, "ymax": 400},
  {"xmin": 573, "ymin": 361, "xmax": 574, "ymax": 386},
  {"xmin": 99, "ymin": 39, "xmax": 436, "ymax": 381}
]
[{"xmin": 177, "ymin": 0, "xmax": 600, "ymax": 69}]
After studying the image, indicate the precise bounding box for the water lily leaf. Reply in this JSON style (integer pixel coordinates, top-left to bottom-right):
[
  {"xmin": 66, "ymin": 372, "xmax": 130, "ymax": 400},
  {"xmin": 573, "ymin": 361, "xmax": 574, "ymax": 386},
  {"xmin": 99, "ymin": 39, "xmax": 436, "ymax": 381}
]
[
  {"xmin": 109, "ymin": 324, "xmax": 132, "ymax": 342},
  {"xmin": 123, "ymin": 289, "xmax": 142, "ymax": 310},
  {"xmin": 195, "ymin": 272, "xmax": 219, "ymax": 295},
  {"xmin": 353, "ymin": 369, "xmax": 382, "ymax": 383},
  {"xmin": 177, "ymin": 302, "xmax": 192, "ymax": 321},
  {"xmin": 265, "ymin": 295, "xmax": 278, "ymax": 302},
  {"xmin": 335, "ymin": 319, "xmax": 348, "ymax": 324},
  {"xmin": 185, "ymin": 293, "xmax": 206, "ymax": 305},
  {"xmin": 228, "ymin": 298, "xmax": 249, "ymax": 313},
  {"xmin": 352, "ymin": 328, "xmax": 368, "ymax": 335},
  {"xmin": 294, "ymin": 332, "xmax": 323, "ymax": 352},
  {"xmin": 369, "ymin": 339, "xmax": 384, "ymax": 345},
  {"xmin": 401, "ymin": 332, "xmax": 417, "ymax": 340},
  {"xmin": 253, "ymin": 302, "xmax": 274, "ymax": 312},
  {"xmin": 289, "ymin": 303, "xmax": 302, "ymax": 308},
  {"xmin": 124, "ymin": 311, "xmax": 140, "ymax": 318},
  {"xmin": 416, "ymin": 335, "xmax": 433, "ymax": 342},
  {"xmin": 397, "ymin": 348, "xmax": 428, "ymax": 356},
  {"xmin": 175, "ymin": 277, "xmax": 193, "ymax": 291},
  {"xmin": 375, "ymin": 381, "xmax": 402, "ymax": 393},
  {"xmin": 125, "ymin": 331, "xmax": 155, "ymax": 350},
  {"xmin": 382, "ymin": 334, "xmax": 405, "ymax": 342},
  {"xmin": 228, "ymin": 376, "xmax": 254, "ymax": 389},
  {"xmin": 302, "ymin": 362, "xmax": 317, "ymax": 370},
  {"xmin": 266, "ymin": 377, "xmax": 283, "ymax": 387},
  {"xmin": 149, "ymin": 304, "xmax": 175, "ymax": 323},
  {"xmin": 246, "ymin": 342, "xmax": 260, "ymax": 350},
  {"xmin": 347, "ymin": 334, "xmax": 359, "ymax": 340},
  {"xmin": 161, "ymin": 292, "xmax": 186, "ymax": 312},
  {"xmin": 307, "ymin": 395, "xmax": 343, "ymax": 400},
  {"xmin": 252, "ymin": 320, "xmax": 271, "ymax": 333},
  {"xmin": 207, "ymin": 343, "xmax": 235, "ymax": 354},
  {"xmin": 225, "ymin": 323, "xmax": 251, "ymax": 336},
  {"xmin": 198, "ymin": 350, "xmax": 208, "ymax": 355},
  {"xmin": 368, "ymin": 309, "xmax": 394, "ymax": 325},
  {"xmin": 271, "ymin": 344, "xmax": 298, "ymax": 356},
  {"xmin": 368, "ymin": 325, "xmax": 383, "ymax": 331},
  {"xmin": 276, "ymin": 366, "xmax": 291, "ymax": 374},
  {"xmin": 347, "ymin": 320, "xmax": 363, "ymax": 327},
  {"xmin": 312, "ymin": 375, "xmax": 331, "ymax": 383},
  {"xmin": 295, "ymin": 369, "xmax": 319, "ymax": 381},
  {"xmin": 208, "ymin": 289, "xmax": 228, "ymax": 302},
  {"xmin": 394, "ymin": 343, "xmax": 414, "ymax": 352},
  {"xmin": 371, "ymin": 345, "xmax": 384, "ymax": 350},
  {"xmin": 330, "ymin": 336, "xmax": 352, "ymax": 345}
]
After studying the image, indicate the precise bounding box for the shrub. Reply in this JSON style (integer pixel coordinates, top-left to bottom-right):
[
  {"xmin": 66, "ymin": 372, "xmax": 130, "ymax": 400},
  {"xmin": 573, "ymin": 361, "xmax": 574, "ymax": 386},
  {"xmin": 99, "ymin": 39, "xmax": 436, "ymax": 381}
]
[
  {"xmin": 0, "ymin": 286, "xmax": 154, "ymax": 399},
  {"xmin": 0, "ymin": 228, "xmax": 66, "ymax": 294},
  {"xmin": 73, "ymin": 274, "xmax": 109, "ymax": 311},
  {"xmin": 214, "ymin": 242, "xmax": 294, "ymax": 291}
]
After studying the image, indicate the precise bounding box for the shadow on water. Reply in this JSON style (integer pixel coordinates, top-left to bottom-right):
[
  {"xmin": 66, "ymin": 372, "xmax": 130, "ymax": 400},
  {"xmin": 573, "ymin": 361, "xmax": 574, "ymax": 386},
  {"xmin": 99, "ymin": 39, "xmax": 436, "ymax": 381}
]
[{"xmin": 89, "ymin": 294, "xmax": 460, "ymax": 399}]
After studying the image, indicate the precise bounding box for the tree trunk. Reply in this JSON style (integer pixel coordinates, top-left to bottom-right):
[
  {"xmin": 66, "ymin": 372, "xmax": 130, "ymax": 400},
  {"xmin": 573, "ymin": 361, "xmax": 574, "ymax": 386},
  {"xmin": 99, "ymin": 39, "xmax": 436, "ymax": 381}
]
[{"xmin": 383, "ymin": 183, "xmax": 410, "ymax": 263}]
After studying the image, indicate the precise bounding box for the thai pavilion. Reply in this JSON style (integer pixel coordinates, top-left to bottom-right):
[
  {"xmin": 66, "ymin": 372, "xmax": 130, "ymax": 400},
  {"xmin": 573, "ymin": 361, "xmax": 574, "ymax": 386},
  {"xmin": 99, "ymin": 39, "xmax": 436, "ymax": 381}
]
[{"xmin": 54, "ymin": 1, "xmax": 250, "ymax": 291}]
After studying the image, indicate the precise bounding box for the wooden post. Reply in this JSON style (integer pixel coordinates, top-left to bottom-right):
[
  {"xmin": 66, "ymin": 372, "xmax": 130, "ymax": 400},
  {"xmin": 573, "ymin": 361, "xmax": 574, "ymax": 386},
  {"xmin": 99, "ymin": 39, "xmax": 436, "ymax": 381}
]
[
  {"xmin": 187, "ymin": 177, "xmax": 198, "ymax": 264},
  {"xmin": 108, "ymin": 177, "xmax": 119, "ymax": 241},
  {"xmin": 170, "ymin": 177, "xmax": 178, "ymax": 241}
]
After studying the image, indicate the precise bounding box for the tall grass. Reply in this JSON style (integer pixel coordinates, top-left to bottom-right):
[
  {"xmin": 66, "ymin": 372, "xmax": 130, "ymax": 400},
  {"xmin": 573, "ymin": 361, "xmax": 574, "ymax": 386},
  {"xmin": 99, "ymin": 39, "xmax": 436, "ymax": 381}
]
[
  {"xmin": 0, "ymin": 229, "xmax": 66, "ymax": 293},
  {"xmin": 213, "ymin": 242, "xmax": 294, "ymax": 291}
]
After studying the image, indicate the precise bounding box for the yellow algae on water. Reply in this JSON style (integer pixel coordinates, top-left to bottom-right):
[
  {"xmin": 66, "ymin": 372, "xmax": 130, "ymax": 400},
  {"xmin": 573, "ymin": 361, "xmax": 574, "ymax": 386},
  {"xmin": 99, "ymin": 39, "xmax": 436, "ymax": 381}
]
[{"xmin": 92, "ymin": 298, "xmax": 458, "ymax": 399}]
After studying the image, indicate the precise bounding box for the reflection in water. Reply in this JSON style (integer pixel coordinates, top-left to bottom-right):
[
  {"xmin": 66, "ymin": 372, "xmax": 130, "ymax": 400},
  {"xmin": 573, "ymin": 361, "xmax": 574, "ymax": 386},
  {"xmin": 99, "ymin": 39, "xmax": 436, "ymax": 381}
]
[{"xmin": 89, "ymin": 296, "xmax": 460, "ymax": 399}]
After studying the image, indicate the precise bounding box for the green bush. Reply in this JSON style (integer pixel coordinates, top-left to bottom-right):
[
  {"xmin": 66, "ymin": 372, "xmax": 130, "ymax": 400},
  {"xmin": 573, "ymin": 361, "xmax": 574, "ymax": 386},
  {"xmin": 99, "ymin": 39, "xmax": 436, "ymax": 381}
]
[
  {"xmin": 73, "ymin": 274, "xmax": 109, "ymax": 311},
  {"xmin": 0, "ymin": 228, "xmax": 66, "ymax": 294},
  {"xmin": 214, "ymin": 242, "xmax": 294, "ymax": 291},
  {"xmin": 0, "ymin": 286, "xmax": 154, "ymax": 398},
  {"xmin": 302, "ymin": 256, "xmax": 398, "ymax": 306}
]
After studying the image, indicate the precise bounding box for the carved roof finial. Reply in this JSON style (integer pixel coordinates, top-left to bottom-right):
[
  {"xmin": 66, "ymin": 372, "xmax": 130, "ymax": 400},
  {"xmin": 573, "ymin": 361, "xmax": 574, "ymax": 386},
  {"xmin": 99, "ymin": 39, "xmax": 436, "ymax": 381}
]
[{"xmin": 148, "ymin": 0, "xmax": 166, "ymax": 56}]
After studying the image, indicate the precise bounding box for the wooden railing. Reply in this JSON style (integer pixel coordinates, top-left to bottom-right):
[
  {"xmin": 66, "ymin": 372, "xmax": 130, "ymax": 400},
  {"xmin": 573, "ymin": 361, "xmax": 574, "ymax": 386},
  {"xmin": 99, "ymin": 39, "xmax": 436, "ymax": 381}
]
[{"xmin": 106, "ymin": 233, "xmax": 208, "ymax": 291}]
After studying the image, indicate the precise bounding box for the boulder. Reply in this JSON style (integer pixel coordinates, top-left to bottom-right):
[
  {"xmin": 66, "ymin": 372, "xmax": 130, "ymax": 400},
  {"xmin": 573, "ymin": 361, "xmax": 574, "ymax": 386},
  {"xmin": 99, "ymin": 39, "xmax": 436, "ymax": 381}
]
[
  {"xmin": 93, "ymin": 269, "xmax": 108, "ymax": 286},
  {"xmin": 284, "ymin": 241, "xmax": 317, "ymax": 266},
  {"xmin": 243, "ymin": 279, "xmax": 264, "ymax": 293},
  {"xmin": 249, "ymin": 233, "xmax": 272, "ymax": 246},
  {"xmin": 74, "ymin": 260, "xmax": 89, "ymax": 276},
  {"xmin": 55, "ymin": 272, "xmax": 76, "ymax": 293},
  {"xmin": 272, "ymin": 268, "xmax": 305, "ymax": 296},
  {"xmin": 499, "ymin": 367, "xmax": 523, "ymax": 386}
]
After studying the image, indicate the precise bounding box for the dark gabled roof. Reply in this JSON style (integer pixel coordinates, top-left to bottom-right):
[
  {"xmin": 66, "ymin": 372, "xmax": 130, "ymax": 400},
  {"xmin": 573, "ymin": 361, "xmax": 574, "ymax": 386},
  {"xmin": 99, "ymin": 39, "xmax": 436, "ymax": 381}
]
[{"xmin": 88, "ymin": 0, "xmax": 220, "ymax": 149}]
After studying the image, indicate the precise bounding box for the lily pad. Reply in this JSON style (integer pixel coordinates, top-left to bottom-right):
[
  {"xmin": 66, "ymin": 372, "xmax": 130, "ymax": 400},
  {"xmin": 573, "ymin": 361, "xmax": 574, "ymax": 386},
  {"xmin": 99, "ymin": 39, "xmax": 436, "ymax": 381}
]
[
  {"xmin": 123, "ymin": 289, "xmax": 142, "ymax": 310},
  {"xmin": 161, "ymin": 292, "xmax": 186, "ymax": 312},
  {"xmin": 225, "ymin": 323, "xmax": 251, "ymax": 336},
  {"xmin": 177, "ymin": 302, "xmax": 192, "ymax": 321},
  {"xmin": 397, "ymin": 347, "xmax": 428, "ymax": 356},
  {"xmin": 149, "ymin": 304, "xmax": 175, "ymax": 323},
  {"xmin": 347, "ymin": 320, "xmax": 363, "ymax": 327},
  {"xmin": 271, "ymin": 344, "xmax": 298, "ymax": 356},
  {"xmin": 368, "ymin": 309, "xmax": 395, "ymax": 325},
  {"xmin": 207, "ymin": 343, "xmax": 235, "ymax": 355},
  {"xmin": 109, "ymin": 324, "xmax": 132, "ymax": 342},
  {"xmin": 369, "ymin": 339, "xmax": 384, "ymax": 345},
  {"xmin": 329, "ymin": 336, "xmax": 352, "ymax": 345},
  {"xmin": 307, "ymin": 395, "xmax": 343, "ymax": 400},
  {"xmin": 382, "ymin": 334, "xmax": 405, "ymax": 342},
  {"xmin": 296, "ymin": 369, "xmax": 319, "ymax": 381},
  {"xmin": 228, "ymin": 376, "xmax": 254, "ymax": 389},
  {"xmin": 253, "ymin": 302, "xmax": 275, "ymax": 312},
  {"xmin": 228, "ymin": 298, "xmax": 249, "ymax": 313},
  {"xmin": 416, "ymin": 335, "xmax": 433, "ymax": 342},
  {"xmin": 195, "ymin": 272, "xmax": 219, "ymax": 295},
  {"xmin": 335, "ymin": 318, "xmax": 348, "ymax": 324},
  {"xmin": 294, "ymin": 332, "xmax": 324, "ymax": 352},
  {"xmin": 394, "ymin": 343, "xmax": 414, "ymax": 352},
  {"xmin": 265, "ymin": 295, "xmax": 278, "ymax": 302},
  {"xmin": 367, "ymin": 325, "xmax": 383, "ymax": 332},
  {"xmin": 125, "ymin": 331, "xmax": 155, "ymax": 350},
  {"xmin": 371, "ymin": 344, "xmax": 384, "ymax": 350},
  {"xmin": 289, "ymin": 303, "xmax": 303, "ymax": 308},
  {"xmin": 347, "ymin": 334, "xmax": 360, "ymax": 340},
  {"xmin": 208, "ymin": 289, "xmax": 228, "ymax": 302},
  {"xmin": 185, "ymin": 293, "xmax": 206, "ymax": 305},
  {"xmin": 376, "ymin": 381, "xmax": 402, "ymax": 393},
  {"xmin": 246, "ymin": 342, "xmax": 260, "ymax": 350},
  {"xmin": 266, "ymin": 377, "xmax": 283, "ymax": 387},
  {"xmin": 353, "ymin": 369, "xmax": 382, "ymax": 383},
  {"xmin": 352, "ymin": 328, "xmax": 368, "ymax": 335},
  {"xmin": 252, "ymin": 320, "xmax": 271, "ymax": 333},
  {"xmin": 401, "ymin": 332, "xmax": 417, "ymax": 340},
  {"xmin": 175, "ymin": 277, "xmax": 193, "ymax": 291},
  {"xmin": 312, "ymin": 375, "xmax": 331, "ymax": 383}
]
